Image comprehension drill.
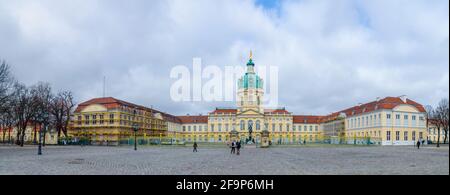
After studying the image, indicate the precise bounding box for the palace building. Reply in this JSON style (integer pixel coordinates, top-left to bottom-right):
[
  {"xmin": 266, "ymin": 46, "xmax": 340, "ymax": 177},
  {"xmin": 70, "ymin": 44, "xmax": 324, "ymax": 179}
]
[
  {"xmin": 70, "ymin": 52, "xmax": 428, "ymax": 146},
  {"xmin": 70, "ymin": 97, "xmax": 177, "ymax": 145}
]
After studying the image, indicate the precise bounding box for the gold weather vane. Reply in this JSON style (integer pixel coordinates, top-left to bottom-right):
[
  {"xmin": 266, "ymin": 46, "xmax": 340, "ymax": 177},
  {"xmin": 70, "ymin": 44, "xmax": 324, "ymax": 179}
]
[{"xmin": 249, "ymin": 50, "xmax": 253, "ymax": 60}]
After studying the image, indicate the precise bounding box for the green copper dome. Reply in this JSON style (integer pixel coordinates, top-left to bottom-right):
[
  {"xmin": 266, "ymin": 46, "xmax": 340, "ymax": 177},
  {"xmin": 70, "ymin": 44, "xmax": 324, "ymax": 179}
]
[{"xmin": 238, "ymin": 58, "xmax": 263, "ymax": 90}]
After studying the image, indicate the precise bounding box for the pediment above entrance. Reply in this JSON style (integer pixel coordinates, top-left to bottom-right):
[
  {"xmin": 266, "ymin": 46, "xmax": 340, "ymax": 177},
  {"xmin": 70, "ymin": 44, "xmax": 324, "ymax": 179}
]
[{"xmin": 237, "ymin": 109, "xmax": 264, "ymax": 116}]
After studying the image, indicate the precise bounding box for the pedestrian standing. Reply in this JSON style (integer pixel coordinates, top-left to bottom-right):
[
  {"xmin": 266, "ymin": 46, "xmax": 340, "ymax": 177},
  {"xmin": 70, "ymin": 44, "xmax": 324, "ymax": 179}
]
[
  {"xmin": 417, "ymin": 140, "xmax": 421, "ymax": 149},
  {"xmin": 193, "ymin": 142, "xmax": 198, "ymax": 152},
  {"xmin": 236, "ymin": 141, "xmax": 241, "ymax": 155},
  {"xmin": 231, "ymin": 141, "xmax": 236, "ymax": 154}
]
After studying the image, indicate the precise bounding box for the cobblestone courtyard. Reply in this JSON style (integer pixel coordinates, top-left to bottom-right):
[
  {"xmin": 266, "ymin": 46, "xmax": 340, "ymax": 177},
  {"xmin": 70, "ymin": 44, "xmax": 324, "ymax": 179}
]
[{"xmin": 0, "ymin": 145, "xmax": 448, "ymax": 175}]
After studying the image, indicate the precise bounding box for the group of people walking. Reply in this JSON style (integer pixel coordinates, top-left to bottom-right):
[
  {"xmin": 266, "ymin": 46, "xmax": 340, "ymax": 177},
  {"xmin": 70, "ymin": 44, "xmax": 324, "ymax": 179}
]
[
  {"xmin": 192, "ymin": 141, "xmax": 242, "ymax": 155},
  {"xmin": 229, "ymin": 140, "xmax": 241, "ymax": 155}
]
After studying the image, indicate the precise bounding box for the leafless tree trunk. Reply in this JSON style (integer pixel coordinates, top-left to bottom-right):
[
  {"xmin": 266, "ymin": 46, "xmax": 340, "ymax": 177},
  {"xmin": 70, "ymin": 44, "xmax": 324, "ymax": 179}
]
[
  {"xmin": 50, "ymin": 91, "xmax": 74, "ymax": 142},
  {"xmin": 33, "ymin": 124, "xmax": 37, "ymax": 144},
  {"xmin": 11, "ymin": 82, "xmax": 36, "ymax": 147},
  {"xmin": 437, "ymin": 99, "xmax": 449, "ymax": 144},
  {"xmin": 428, "ymin": 99, "xmax": 449, "ymax": 147},
  {"xmin": 30, "ymin": 82, "xmax": 53, "ymax": 147}
]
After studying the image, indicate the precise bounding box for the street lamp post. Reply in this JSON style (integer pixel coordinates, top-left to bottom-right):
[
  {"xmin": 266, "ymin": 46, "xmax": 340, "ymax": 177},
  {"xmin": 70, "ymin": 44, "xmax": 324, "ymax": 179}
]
[
  {"xmin": 38, "ymin": 126, "xmax": 43, "ymax": 155},
  {"xmin": 38, "ymin": 113, "xmax": 48, "ymax": 155},
  {"xmin": 133, "ymin": 124, "xmax": 138, "ymax": 151},
  {"xmin": 132, "ymin": 109, "xmax": 139, "ymax": 151}
]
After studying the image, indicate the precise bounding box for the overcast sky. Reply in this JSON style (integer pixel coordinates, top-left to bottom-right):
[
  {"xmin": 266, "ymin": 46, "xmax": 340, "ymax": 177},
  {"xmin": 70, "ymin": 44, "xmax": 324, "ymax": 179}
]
[{"xmin": 0, "ymin": 0, "xmax": 448, "ymax": 116}]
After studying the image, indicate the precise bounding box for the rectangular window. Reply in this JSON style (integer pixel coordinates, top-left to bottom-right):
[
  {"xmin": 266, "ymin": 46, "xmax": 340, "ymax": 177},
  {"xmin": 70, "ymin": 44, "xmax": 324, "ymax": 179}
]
[
  {"xmin": 309, "ymin": 126, "xmax": 312, "ymax": 132},
  {"xmin": 188, "ymin": 126, "xmax": 191, "ymax": 131},
  {"xmin": 99, "ymin": 114, "xmax": 104, "ymax": 124},
  {"xmin": 193, "ymin": 126, "xmax": 197, "ymax": 132},
  {"xmin": 77, "ymin": 116, "xmax": 82, "ymax": 125},
  {"xmin": 272, "ymin": 124, "xmax": 275, "ymax": 132},
  {"xmin": 183, "ymin": 126, "xmax": 186, "ymax": 132},
  {"xmin": 387, "ymin": 114, "xmax": 391, "ymax": 119},
  {"xmin": 85, "ymin": 115, "xmax": 90, "ymax": 125},
  {"xmin": 279, "ymin": 124, "xmax": 282, "ymax": 132},
  {"xmin": 199, "ymin": 125, "xmax": 202, "ymax": 131},
  {"xmin": 92, "ymin": 115, "xmax": 97, "ymax": 125},
  {"xmin": 387, "ymin": 131, "xmax": 391, "ymax": 141},
  {"xmin": 211, "ymin": 124, "xmax": 214, "ymax": 132},
  {"xmin": 218, "ymin": 124, "xmax": 222, "ymax": 132},
  {"xmin": 404, "ymin": 131, "xmax": 408, "ymax": 141},
  {"xmin": 396, "ymin": 131, "xmax": 400, "ymax": 141},
  {"xmin": 293, "ymin": 125, "xmax": 296, "ymax": 131},
  {"xmin": 109, "ymin": 114, "xmax": 114, "ymax": 124},
  {"xmin": 225, "ymin": 124, "xmax": 229, "ymax": 131}
]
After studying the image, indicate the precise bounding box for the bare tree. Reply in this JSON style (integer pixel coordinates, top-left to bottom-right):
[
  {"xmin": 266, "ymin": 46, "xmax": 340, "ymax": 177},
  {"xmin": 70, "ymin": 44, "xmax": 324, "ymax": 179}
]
[
  {"xmin": 0, "ymin": 97, "xmax": 15, "ymax": 144},
  {"xmin": 11, "ymin": 82, "xmax": 40, "ymax": 146},
  {"xmin": 30, "ymin": 82, "xmax": 53, "ymax": 146},
  {"xmin": 436, "ymin": 99, "xmax": 449, "ymax": 144},
  {"xmin": 0, "ymin": 60, "xmax": 14, "ymax": 144},
  {"xmin": 0, "ymin": 60, "xmax": 13, "ymax": 107},
  {"xmin": 50, "ymin": 91, "xmax": 75, "ymax": 141}
]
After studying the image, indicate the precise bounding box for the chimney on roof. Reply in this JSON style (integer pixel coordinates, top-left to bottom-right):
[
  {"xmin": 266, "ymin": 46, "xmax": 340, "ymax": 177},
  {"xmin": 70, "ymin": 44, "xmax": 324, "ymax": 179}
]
[{"xmin": 399, "ymin": 95, "xmax": 407, "ymax": 103}]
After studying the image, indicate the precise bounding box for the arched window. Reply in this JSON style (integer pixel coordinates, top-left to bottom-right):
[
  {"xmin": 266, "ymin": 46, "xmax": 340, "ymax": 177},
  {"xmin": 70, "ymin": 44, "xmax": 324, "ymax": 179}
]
[
  {"xmin": 256, "ymin": 120, "xmax": 260, "ymax": 130},
  {"xmin": 240, "ymin": 120, "xmax": 245, "ymax": 131},
  {"xmin": 248, "ymin": 120, "xmax": 253, "ymax": 131}
]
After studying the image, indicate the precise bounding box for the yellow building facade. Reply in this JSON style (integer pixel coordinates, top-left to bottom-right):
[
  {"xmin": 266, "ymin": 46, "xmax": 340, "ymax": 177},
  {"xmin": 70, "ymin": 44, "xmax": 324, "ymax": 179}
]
[
  {"xmin": 177, "ymin": 55, "xmax": 324, "ymax": 144},
  {"xmin": 68, "ymin": 53, "xmax": 428, "ymax": 146},
  {"xmin": 1, "ymin": 124, "xmax": 58, "ymax": 145},
  {"xmin": 176, "ymin": 55, "xmax": 428, "ymax": 146},
  {"xmin": 69, "ymin": 97, "xmax": 172, "ymax": 145}
]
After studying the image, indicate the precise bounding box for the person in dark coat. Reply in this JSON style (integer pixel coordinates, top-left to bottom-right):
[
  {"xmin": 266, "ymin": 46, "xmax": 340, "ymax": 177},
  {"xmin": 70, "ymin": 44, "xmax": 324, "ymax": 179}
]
[
  {"xmin": 236, "ymin": 141, "xmax": 241, "ymax": 155},
  {"xmin": 230, "ymin": 141, "xmax": 236, "ymax": 154},
  {"xmin": 416, "ymin": 140, "xmax": 421, "ymax": 149},
  {"xmin": 193, "ymin": 142, "xmax": 198, "ymax": 152}
]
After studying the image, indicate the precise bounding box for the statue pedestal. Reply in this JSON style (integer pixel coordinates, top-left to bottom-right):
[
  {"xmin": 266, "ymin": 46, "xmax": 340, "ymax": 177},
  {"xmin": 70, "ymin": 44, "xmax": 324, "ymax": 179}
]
[{"xmin": 260, "ymin": 130, "xmax": 270, "ymax": 148}]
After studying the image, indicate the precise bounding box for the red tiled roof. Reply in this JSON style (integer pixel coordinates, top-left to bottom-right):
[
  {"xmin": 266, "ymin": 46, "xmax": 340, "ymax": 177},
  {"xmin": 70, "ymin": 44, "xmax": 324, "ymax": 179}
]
[
  {"xmin": 74, "ymin": 97, "xmax": 179, "ymax": 121},
  {"xmin": 293, "ymin": 115, "xmax": 323, "ymax": 124},
  {"xmin": 264, "ymin": 108, "xmax": 290, "ymax": 114},
  {"xmin": 75, "ymin": 97, "xmax": 151, "ymax": 112},
  {"xmin": 320, "ymin": 96, "xmax": 426, "ymax": 123},
  {"xmin": 162, "ymin": 113, "xmax": 182, "ymax": 123},
  {"xmin": 177, "ymin": 115, "xmax": 208, "ymax": 124},
  {"xmin": 210, "ymin": 108, "xmax": 237, "ymax": 114}
]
